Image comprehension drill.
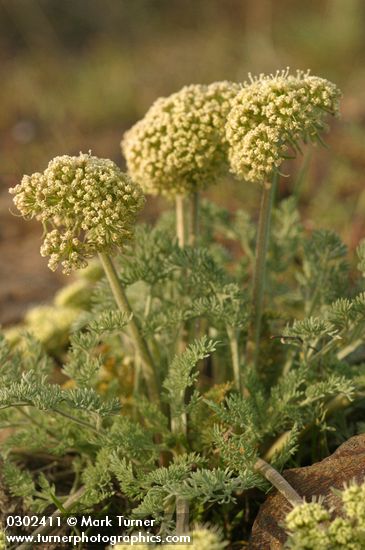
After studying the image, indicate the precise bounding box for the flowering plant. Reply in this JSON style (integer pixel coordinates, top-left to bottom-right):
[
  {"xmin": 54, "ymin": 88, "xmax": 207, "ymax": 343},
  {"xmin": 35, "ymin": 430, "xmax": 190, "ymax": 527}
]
[
  {"xmin": 285, "ymin": 482, "xmax": 365, "ymax": 549},
  {"xmin": 10, "ymin": 152, "xmax": 145, "ymax": 274},
  {"xmin": 226, "ymin": 69, "xmax": 341, "ymax": 182},
  {"xmin": 122, "ymin": 82, "xmax": 240, "ymax": 198},
  {"xmin": 2, "ymin": 72, "xmax": 364, "ymax": 549}
]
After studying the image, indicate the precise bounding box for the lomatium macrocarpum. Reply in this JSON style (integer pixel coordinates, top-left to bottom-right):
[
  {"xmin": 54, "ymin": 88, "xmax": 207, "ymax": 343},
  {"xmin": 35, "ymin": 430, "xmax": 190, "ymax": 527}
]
[
  {"xmin": 225, "ymin": 69, "xmax": 341, "ymax": 370},
  {"xmin": 122, "ymin": 82, "xmax": 240, "ymax": 246},
  {"xmin": 10, "ymin": 152, "xmax": 145, "ymax": 275},
  {"xmin": 10, "ymin": 152, "xmax": 160, "ymax": 402}
]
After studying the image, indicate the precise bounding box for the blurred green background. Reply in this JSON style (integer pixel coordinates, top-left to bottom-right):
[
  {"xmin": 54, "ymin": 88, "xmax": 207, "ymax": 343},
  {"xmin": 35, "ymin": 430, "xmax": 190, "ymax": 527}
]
[{"xmin": 1, "ymin": 0, "xmax": 365, "ymax": 324}]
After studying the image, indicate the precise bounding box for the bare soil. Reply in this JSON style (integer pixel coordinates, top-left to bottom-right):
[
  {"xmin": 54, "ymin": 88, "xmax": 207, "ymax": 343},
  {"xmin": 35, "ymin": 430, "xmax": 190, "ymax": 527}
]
[{"xmin": 0, "ymin": 190, "xmax": 66, "ymax": 326}]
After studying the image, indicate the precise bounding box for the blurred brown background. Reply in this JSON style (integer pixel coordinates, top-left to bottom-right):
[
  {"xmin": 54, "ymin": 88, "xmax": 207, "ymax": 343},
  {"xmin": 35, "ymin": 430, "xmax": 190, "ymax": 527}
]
[{"xmin": 1, "ymin": 0, "xmax": 365, "ymax": 325}]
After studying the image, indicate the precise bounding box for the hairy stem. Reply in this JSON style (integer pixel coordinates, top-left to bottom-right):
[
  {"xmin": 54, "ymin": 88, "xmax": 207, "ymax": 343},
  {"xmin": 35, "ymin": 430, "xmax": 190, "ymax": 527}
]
[
  {"xmin": 254, "ymin": 458, "xmax": 302, "ymax": 506},
  {"xmin": 249, "ymin": 172, "xmax": 278, "ymax": 368},
  {"xmin": 337, "ymin": 338, "xmax": 363, "ymax": 360},
  {"xmin": 188, "ymin": 191, "xmax": 199, "ymax": 246},
  {"xmin": 170, "ymin": 373, "xmax": 189, "ymax": 532},
  {"xmin": 176, "ymin": 496, "xmax": 190, "ymax": 534},
  {"xmin": 170, "ymin": 421, "xmax": 190, "ymax": 532},
  {"xmin": 227, "ymin": 326, "xmax": 241, "ymax": 392},
  {"xmin": 98, "ymin": 252, "xmax": 160, "ymax": 403},
  {"xmin": 170, "ymin": 407, "xmax": 187, "ymax": 439},
  {"xmin": 176, "ymin": 195, "xmax": 186, "ymax": 247}
]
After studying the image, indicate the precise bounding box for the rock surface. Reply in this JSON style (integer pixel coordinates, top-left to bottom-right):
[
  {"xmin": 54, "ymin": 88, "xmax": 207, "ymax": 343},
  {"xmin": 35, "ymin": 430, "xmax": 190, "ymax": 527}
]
[{"xmin": 249, "ymin": 434, "xmax": 365, "ymax": 549}]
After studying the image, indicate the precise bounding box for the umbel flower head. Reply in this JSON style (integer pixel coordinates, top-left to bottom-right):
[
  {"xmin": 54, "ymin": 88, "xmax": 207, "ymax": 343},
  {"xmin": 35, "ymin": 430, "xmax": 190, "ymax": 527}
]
[
  {"xmin": 10, "ymin": 152, "xmax": 145, "ymax": 274},
  {"xmin": 284, "ymin": 481, "xmax": 365, "ymax": 549},
  {"xmin": 341, "ymin": 480, "xmax": 365, "ymax": 527},
  {"xmin": 226, "ymin": 69, "xmax": 342, "ymax": 182},
  {"xmin": 122, "ymin": 81, "xmax": 240, "ymax": 198}
]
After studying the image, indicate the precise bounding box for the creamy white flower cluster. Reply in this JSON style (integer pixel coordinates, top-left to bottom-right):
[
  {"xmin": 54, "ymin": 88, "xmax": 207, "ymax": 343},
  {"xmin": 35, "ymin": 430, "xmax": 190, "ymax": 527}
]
[
  {"xmin": 122, "ymin": 82, "xmax": 240, "ymax": 198},
  {"xmin": 341, "ymin": 482, "xmax": 365, "ymax": 524},
  {"xmin": 122, "ymin": 72, "xmax": 340, "ymax": 193},
  {"xmin": 285, "ymin": 481, "xmax": 365, "ymax": 549},
  {"xmin": 10, "ymin": 152, "xmax": 145, "ymax": 274},
  {"xmin": 226, "ymin": 69, "xmax": 341, "ymax": 182}
]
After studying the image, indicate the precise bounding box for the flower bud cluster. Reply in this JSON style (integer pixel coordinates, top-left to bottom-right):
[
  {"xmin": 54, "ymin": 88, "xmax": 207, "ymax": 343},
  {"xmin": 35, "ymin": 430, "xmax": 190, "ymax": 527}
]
[
  {"xmin": 341, "ymin": 482, "xmax": 365, "ymax": 528},
  {"xmin": 226, "ymin": 69, "xmax": 341, "ymax": 182},
  {"xmin": 10, "ymin": 152, "xmax": 145, "ymax": 273},
  {"xmin": 122, "ymin": 82, "xmax": 240, "ymax": 198},
  {"xmin": 285, "ymin": 482, "xmax": 365, "ymax": 549},
  {"xmin": 285, "ymin": 501, "xmax": 333, "ymax": 549},
  {"xmin": 327, "ymin": 518, "xmax": 357, "ymax": 548}
]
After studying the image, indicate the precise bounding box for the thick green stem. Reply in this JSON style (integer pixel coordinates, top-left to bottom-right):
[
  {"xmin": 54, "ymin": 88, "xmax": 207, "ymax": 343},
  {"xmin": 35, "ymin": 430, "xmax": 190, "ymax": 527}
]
[
  {"xmin": 254, "ymin": 458, "xmax": 302, "ymax": 506},
  {"xmin": 176, "ymin": 194, "xmax": 189, "ymax": 352},
  {"xmin": 188, "ymin": 191, "xmax": 199, "ymax": 246},
  {"xmin": 188, "ymin": 191, "xmax": 201, "ymax": 345},
  {"xmin": 98, "ymin": 252, "xmax": 160, "ymax": 403},
  {"xmin": 227, "ymin": 326, "xmax": 241, "ymax": 392},
  {"xmin": 171, "ymin": 409, "xmax": 190, "ymax": 534},
  {"xmin": 171, "ymin": 412, "xmax": 187, "ymax": 439},
  {"xmin": 176, "ymin": 496, "xmax": 190, "ymax": 534},
  {"xmin": 249, "ymin": 172, "xmax": 278, "ymax": 368},
  {"xmin": 176, "ymin": 195, "xmax": 186, "ymax": 247}
]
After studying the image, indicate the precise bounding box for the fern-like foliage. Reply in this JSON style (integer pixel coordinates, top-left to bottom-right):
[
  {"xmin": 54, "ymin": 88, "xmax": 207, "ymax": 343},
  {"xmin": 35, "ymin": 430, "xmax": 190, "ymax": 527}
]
[
  {"xmin": 1, "ymin": 197, "xmax": 364, "ymax": 545},
  {"xmin": 298, "ymin": 229, "xmax": 349, "ymax": 315},
  {"xmin": 163, "ymin": 337, "xmax": 217, "ymax": 423}
]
